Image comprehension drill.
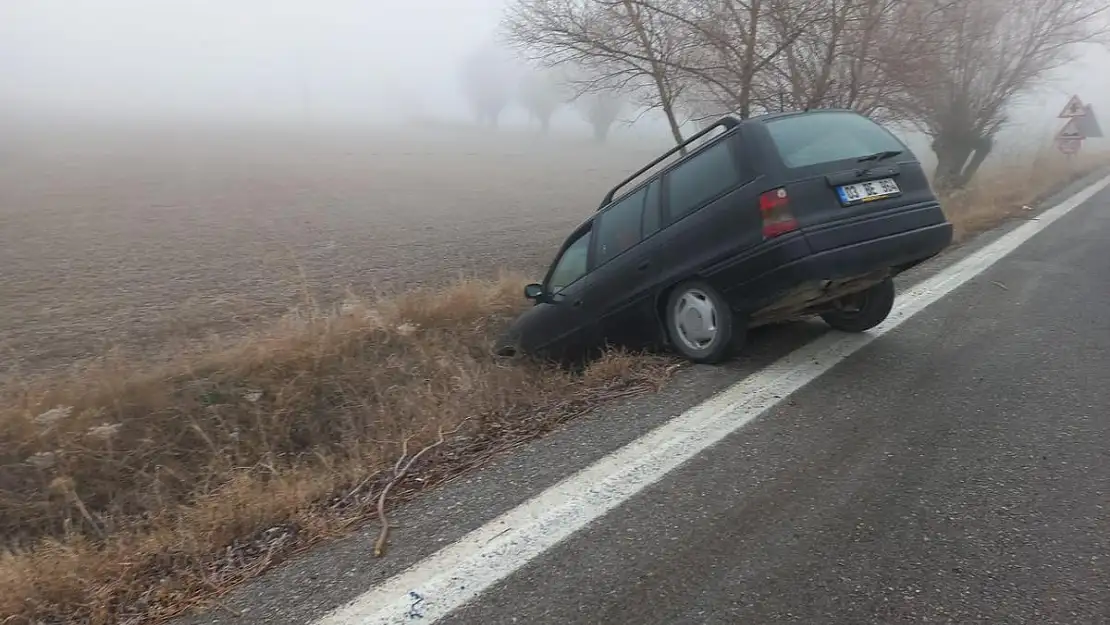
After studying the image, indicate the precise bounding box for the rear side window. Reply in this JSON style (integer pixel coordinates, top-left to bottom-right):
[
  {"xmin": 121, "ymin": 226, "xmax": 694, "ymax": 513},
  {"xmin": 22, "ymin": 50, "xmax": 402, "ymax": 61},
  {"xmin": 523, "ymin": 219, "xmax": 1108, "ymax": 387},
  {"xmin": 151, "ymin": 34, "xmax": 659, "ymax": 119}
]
[
  {"xmin": 766, "ymin": 111, "xmax": 906, "ymax": 168},
  {"xmin": 666, "ymin": 139, "xmax": 741, "ymax": 220},
  {"xmin": 595, "ymin": 186, "xmax": 648, "ymax": 266}
]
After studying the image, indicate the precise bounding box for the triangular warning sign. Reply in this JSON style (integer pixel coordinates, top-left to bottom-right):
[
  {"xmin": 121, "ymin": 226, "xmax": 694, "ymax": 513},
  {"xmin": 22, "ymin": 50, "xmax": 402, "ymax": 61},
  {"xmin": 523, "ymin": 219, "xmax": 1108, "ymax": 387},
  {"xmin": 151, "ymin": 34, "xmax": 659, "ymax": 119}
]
[
  {"xmin": 1057, "ymin": 117, "xmax": 1085, "ymax": 140},
  {"xmin": 1077, "ymin": 104, "xmax": 1103, "ymax": 138},
  {"xmin": 1058, "ymin": 95, "xmax": 1086, "ymax": 118}
]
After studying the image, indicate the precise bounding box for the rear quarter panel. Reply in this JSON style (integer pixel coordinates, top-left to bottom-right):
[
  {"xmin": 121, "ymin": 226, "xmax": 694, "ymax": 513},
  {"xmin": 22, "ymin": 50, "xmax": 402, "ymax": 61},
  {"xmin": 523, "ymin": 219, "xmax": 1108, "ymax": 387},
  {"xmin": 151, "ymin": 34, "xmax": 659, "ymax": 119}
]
[{"xmin": 655, "ymin": 133, "xmax": 765, "ymax": 302}]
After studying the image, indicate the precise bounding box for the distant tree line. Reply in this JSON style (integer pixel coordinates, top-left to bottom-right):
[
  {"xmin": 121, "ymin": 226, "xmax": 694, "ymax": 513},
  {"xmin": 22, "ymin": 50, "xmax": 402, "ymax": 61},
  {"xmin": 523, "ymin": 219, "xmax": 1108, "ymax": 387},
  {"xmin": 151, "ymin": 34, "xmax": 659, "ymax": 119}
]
[{"xmin": 459, "ymin": 43, "xmax": 628, "ymax": 143}]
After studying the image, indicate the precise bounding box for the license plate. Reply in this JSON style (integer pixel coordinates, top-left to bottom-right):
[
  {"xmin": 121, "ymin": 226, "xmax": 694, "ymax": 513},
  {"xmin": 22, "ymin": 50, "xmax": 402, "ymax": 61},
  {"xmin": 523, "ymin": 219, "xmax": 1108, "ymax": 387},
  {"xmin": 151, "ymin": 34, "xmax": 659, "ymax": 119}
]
[{"xmin": 837, "ymin": 178, "xmax": 901, "ymax": 205}]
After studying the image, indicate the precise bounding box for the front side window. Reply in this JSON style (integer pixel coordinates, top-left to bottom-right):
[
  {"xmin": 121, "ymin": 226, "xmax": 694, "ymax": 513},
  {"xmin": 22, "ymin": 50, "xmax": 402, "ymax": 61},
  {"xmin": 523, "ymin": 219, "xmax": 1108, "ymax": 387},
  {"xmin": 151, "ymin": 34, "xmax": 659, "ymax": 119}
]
[
  {"xmin": 546, "ymin": 228, "xmax": 593, "ymax": 293},
  {"xmin": 766, "ymin": 111, "xmax": 906, "ymax": 168},
  {"xmin": 595, "ymin": 186, "xmax": 648, "ymax": 266},
  {"xmin": 666, "ymin": 138, "xmax": 742, "ymax": 221}
]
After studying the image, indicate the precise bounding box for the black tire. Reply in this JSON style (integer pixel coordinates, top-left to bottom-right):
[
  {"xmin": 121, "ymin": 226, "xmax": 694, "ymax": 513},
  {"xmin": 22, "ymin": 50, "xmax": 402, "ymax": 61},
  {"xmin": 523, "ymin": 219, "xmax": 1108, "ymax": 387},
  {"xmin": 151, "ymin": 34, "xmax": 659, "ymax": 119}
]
[
  {"xmin": 820, "ymin": 277, "xmax": 896, "ymax": 332},
  {"xmin": 664, "ymin": 280, "xmax": 738, "ymax": 364}
]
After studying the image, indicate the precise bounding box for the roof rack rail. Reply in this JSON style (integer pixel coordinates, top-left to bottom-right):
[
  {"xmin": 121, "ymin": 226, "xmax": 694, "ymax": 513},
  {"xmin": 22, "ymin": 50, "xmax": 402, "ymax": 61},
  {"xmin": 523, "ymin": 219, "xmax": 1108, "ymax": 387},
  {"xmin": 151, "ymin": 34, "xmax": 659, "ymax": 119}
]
[{"xmin": 598, "ymin": 115, "xmax": 741, "ymax": 210}]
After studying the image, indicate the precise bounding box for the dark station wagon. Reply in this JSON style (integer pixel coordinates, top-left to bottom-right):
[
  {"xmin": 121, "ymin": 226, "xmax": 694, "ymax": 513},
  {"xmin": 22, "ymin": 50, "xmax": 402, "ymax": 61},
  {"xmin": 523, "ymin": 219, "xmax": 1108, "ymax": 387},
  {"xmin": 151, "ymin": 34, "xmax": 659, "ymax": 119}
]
[{"xmin": 497, "ymin": 109, "xmax": 954, "ymax": 364}]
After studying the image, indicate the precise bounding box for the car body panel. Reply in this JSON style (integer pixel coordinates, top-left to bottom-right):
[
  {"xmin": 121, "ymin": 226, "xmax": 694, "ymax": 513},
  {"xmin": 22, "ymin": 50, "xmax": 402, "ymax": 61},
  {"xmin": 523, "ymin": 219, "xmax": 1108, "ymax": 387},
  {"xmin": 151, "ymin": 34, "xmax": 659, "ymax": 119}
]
[
  {"xmin": 653, "ymin": 131, "xmax": 765, "ymax": 299},
  {"xmin": 801, "ymin": 200, "xmax": 948, "ymax": 253},
  {"xmin": 502, "ymin": 276, "xmax": 597, "ymax": 361},
  {"xmin": 698, "ymin": 231, "xmax": 814, "ymax": 312},
  {"xmin": 655, "ymin": 180, "xmax": 766, "ymax": 291},
  {"xmin": 731, "ymin": 220, "xmax": 953, "ymax": 323},
  {"xmin": 499, "ymin": 219, "xmax": 599, "ymax": 359},
  {"xmin": 585, "ymin": 233, "xmax": 664, "ymax": 351}
]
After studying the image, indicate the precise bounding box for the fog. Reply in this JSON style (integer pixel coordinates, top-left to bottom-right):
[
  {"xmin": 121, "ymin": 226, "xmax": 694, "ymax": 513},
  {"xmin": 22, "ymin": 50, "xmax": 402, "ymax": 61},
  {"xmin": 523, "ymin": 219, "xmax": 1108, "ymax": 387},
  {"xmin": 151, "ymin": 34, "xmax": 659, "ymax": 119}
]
[
  {"xmin": 2, "ymin": 0, "xmax": 1110, "ymax": 144},
  {"xmin": 0, "ymin": 0, "xmax": 512, "ymax": 126}
]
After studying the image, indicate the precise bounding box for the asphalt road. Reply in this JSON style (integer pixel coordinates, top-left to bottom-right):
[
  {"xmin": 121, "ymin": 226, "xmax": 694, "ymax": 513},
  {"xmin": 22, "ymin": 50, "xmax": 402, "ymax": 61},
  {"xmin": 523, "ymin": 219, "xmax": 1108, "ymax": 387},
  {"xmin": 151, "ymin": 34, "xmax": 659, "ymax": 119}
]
[
  {"xmin": 183, "ymin": 175, "xmax": 1110, "ymax": 625},
  {"xmin": 440, "ymin": 182, "xmax": 1110, "ymax": 625}
]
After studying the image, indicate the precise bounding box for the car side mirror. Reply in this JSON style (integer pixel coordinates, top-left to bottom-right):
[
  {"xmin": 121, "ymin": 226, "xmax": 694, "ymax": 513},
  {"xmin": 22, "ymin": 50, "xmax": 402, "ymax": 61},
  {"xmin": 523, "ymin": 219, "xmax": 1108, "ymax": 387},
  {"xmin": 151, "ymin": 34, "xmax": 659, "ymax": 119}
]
[{"xmin": 524, "ymin": 283, "xmax": 546, "ymax": 301}]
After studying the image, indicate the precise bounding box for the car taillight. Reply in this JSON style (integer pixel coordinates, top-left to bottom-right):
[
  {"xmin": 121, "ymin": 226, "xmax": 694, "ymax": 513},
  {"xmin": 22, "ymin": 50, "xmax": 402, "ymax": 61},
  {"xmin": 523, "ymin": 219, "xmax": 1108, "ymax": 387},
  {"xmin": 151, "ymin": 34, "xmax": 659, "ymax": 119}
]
[{"xmin": 759, "ymin": 187, "xmax": 799, "ymax": 238}]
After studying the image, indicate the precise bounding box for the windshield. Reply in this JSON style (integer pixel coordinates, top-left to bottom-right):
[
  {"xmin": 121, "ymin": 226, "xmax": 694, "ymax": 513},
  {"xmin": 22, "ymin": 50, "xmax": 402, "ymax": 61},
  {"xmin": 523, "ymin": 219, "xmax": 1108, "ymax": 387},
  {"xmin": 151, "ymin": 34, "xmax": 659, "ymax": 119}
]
[{"xmin": 546, "ymin": 229, "xmax": 592, "ymax": 293}]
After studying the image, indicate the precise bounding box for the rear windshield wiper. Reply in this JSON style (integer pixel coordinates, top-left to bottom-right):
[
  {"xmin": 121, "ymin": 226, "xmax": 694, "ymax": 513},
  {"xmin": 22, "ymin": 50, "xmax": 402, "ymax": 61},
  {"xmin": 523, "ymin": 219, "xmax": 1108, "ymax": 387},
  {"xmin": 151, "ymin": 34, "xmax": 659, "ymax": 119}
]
[{"xmin": 857, "ymin": 150, "xmax": 903, "ymax": 163}]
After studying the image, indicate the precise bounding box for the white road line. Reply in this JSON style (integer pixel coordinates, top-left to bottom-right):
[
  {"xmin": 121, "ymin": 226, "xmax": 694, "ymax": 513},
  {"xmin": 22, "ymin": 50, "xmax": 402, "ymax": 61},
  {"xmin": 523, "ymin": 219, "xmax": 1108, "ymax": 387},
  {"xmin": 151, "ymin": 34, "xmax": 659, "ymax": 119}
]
[{"xmin": 315, "ymin": 173, "xmax": 1110, "ymax": 625}]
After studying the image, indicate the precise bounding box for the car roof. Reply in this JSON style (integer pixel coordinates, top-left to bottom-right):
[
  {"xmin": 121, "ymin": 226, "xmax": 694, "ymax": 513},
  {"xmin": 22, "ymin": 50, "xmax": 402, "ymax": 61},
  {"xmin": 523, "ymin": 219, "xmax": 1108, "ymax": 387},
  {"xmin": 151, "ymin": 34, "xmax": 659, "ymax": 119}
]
[
  {"xmin": 574, "ymin": 108, "xmax": 871, "ymax": 233},
  {"xmin": 597, "ymin": 109, "xmax": 867, "ymax": 207},
  {"xmin": 594, "ymin": 116, "xmax": 743, "ymax": 214},
  {"xmin": 746, "ymin": 108, "xmax": 862, "ymax": 124}
]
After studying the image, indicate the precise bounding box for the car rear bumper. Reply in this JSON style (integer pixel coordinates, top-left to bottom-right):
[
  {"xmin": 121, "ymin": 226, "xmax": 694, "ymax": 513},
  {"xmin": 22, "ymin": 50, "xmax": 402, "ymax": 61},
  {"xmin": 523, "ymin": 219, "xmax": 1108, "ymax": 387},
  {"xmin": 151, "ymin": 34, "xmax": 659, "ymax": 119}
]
[
  {"xmin": 801, "ymin": 200, "xmax": 948, "ymax": 254},
  {"xmin": 726, "ymin": 220, "xmax": 954, "ymax": 312},
  {"xmin": 800, "ymin": 220, "xmax": 953, "ymax": 279}
]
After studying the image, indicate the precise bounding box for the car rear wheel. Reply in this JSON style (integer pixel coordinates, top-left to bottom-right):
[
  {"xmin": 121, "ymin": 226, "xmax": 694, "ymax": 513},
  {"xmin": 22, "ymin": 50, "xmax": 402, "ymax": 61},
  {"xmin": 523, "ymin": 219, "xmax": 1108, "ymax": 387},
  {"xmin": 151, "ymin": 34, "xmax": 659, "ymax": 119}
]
[
  {"xmin": 820, "ymin": 277, "xmax": 895, "ymax": 332},
  {"xmin": 665, "ymin": 281, "xmax": 736, "ymax": 364}
]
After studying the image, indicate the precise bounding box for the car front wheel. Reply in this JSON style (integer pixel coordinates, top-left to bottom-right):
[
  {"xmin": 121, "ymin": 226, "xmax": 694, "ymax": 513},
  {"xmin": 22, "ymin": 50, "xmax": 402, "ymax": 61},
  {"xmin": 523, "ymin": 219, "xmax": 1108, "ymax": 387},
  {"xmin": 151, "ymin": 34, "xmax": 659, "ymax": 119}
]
[
  {"xmin": 665, "ymin": 281, "xmax": 737, "ymax": 364},
  {"xmin": 820, "ymin": 277, "xmax": 896, "ymax": 332}
]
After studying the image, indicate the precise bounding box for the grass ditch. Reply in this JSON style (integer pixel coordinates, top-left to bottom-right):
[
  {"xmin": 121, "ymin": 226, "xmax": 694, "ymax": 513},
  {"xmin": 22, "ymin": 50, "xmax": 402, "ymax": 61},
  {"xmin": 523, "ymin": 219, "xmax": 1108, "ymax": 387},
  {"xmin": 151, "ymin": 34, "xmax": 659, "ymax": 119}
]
[
  {"xmin": 1, "ymin": 150, "xmax": 1108, "ymax": 625},
  {"xmin": 940, "ymin": 150, "xmax": 1109, "ymax": 242}
]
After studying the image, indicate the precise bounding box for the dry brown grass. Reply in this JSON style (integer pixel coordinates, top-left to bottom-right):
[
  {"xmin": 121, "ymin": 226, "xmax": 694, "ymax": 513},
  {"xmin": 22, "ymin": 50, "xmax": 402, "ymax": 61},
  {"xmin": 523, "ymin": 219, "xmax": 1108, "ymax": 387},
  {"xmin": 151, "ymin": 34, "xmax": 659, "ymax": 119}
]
[
  {"xmin": 940, "ymin": 150, "xmax": 1110, "ymax": 241},
  {"xmin": 1, "ymin": 150, "xmax": 1107, "ymax": 625},
  {"xmin": 0, "ymin": 273, "xmax": 675, "ymax": 624}
]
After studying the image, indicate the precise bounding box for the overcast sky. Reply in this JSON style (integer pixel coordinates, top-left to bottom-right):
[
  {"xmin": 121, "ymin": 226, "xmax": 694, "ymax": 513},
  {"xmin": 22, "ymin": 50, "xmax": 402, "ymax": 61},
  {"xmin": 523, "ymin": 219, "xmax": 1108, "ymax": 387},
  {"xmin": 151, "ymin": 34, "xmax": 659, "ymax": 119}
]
[
  {"xmin": 2, "ymin": 0, "xmax": 1109, "ymax": 142},
  {"xmin": 0, "ymin": 0, "xmax": 507, "ymax": 122}
]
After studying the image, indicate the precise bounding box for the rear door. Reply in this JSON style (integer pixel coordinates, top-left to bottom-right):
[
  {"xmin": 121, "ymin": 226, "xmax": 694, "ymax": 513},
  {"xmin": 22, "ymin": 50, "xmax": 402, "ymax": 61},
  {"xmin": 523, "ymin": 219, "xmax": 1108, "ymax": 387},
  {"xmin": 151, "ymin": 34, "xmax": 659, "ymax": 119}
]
[
  {"xmin": 584, "ymin": 181, "xmax": 664, "ymax": 348},
  {"xmin": 756, "ymin": 111, "xmax": 941, "ymax": 253}
]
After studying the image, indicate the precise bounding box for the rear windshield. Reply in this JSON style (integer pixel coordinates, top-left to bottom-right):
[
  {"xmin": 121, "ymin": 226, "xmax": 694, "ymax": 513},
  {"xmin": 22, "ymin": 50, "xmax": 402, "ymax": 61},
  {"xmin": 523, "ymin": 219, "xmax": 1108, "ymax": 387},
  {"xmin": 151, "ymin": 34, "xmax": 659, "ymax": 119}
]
[{"xmin": 766, "ymin": 111, "xmax": 906, "ymax": 169}]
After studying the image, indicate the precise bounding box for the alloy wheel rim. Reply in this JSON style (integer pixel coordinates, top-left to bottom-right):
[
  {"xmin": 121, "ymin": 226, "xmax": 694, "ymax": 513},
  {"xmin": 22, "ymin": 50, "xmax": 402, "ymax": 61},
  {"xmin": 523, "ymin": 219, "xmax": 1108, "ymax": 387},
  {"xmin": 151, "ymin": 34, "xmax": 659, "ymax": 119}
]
[{"xmin": 673, "ymin": 288, "xmax": 718, "ymax": 352}]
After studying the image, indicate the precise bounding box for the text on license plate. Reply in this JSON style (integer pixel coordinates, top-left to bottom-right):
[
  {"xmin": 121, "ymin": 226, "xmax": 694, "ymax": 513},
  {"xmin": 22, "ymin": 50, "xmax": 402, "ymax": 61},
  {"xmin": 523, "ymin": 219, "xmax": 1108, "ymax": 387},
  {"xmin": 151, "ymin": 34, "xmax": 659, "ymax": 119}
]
[{"xmin": 837, "ymin": 178, "xmax": 901, "ymax": 205}]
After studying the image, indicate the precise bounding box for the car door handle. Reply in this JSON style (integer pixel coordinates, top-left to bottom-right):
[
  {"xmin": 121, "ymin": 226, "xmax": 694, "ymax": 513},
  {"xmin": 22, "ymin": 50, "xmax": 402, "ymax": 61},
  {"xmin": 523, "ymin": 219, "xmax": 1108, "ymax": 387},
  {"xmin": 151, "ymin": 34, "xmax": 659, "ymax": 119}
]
[
  {"xmin": 637, "ymin": 261, "xmax": 651, "ymax": 271},
  {"xmin": 572, "ymin": 299, "xmax": 583, "ymax": 307}
]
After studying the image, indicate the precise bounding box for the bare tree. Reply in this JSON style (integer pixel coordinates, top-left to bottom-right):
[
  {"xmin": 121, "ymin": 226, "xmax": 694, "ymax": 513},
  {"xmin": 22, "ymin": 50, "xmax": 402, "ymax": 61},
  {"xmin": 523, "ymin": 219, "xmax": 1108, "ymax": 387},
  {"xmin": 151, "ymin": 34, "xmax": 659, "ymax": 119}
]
[
  {"xmin": 504, "ymin": 0, "xmax": 694, "ymax": 146},
  {"xmin": 681, "ymin": 92, "xmax": 737, "ymax": 129},
  {"xmin": 577, "ymin": 90, "xmax": 625, "ymax": 141},
  {"xmin": 881, "ymin": 0, "xmax": 1108, "ymax": 189},
  {"xmin": 460, "ymin": 45, "xmax": 516, "ymax": 129},
  {"xmin": 505, "ymin": 0, "xmax": 1106, "ymax": 186},
  {"xmin": 756, "ymin": 0, "xmax": 908, "ymax": 119},
  {"xmin": 517, "ymin": 68, "xmax": 567, "ymax": 133},
  {"xmin": 506, "ymin": 0, "xmax": 859, "ymax": 135},
  {"xmin": 619, "ymin": 0, "xmax": 815, "ymax": 119}
]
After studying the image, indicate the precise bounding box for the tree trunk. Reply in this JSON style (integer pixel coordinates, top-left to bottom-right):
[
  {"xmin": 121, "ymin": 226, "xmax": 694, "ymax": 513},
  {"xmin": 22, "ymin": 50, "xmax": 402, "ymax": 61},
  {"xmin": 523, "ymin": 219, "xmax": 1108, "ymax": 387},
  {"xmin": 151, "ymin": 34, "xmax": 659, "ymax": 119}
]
[
  {"xmin": 932, "ymin": 131, "xmax": 993, "ymax": 190},
  {"xmin": 960, "ymin": 136, "xmax": 993, "ymax": 186},
  {"xmin": 663, "ymin": 103, "xmax": 685, "ymax": 154},
  {"xmin": 592, "ymin": 122, "xmax": 610, "ymax": 143},
  {"xmin": 620, "ymin": 0, "xmax": 684, "ymax": 153},
  {"xmin": 932, "ymin": 134, "xmax": 973, "ymax": 191}
]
